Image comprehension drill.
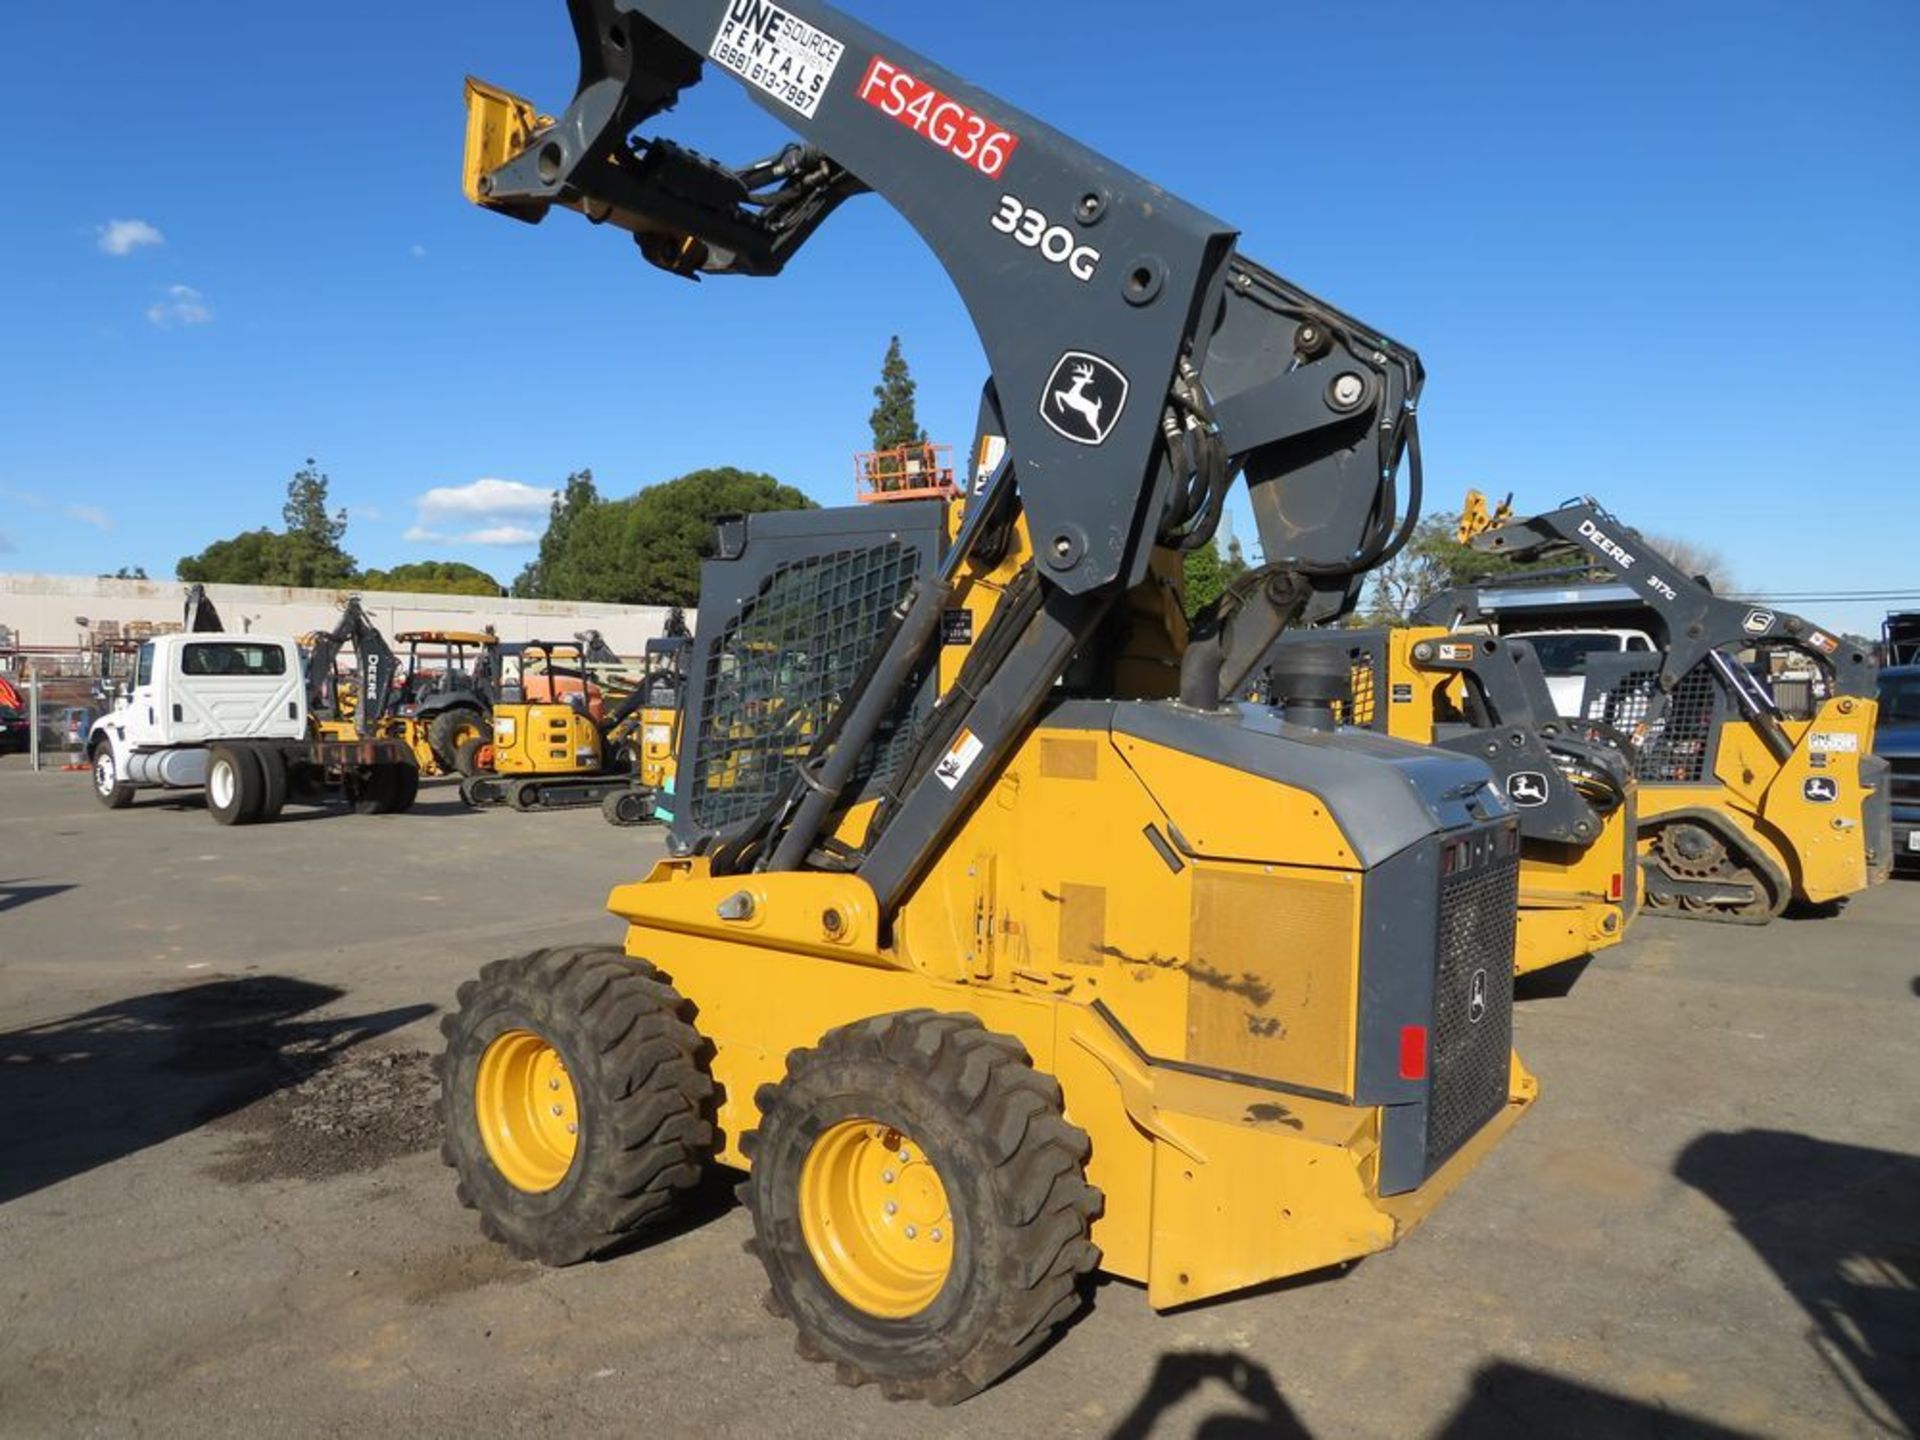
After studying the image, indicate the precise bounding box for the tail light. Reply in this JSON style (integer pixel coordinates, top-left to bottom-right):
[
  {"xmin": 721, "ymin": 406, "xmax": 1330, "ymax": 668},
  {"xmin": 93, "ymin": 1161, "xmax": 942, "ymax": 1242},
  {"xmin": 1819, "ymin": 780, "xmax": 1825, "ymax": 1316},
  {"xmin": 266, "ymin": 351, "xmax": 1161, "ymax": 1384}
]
[{"xmin": 1399, "ymin": 1025, "xmax": 1429, "ymax": 1081}]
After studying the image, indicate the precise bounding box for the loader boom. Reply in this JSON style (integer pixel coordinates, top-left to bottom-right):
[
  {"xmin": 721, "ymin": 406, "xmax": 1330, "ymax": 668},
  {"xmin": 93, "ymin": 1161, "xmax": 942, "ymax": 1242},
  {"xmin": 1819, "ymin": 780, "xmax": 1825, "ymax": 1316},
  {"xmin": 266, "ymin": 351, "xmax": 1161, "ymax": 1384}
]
[{"xmin": 468, "ymin": 0, "xmax": 1426, "ymax": 907}]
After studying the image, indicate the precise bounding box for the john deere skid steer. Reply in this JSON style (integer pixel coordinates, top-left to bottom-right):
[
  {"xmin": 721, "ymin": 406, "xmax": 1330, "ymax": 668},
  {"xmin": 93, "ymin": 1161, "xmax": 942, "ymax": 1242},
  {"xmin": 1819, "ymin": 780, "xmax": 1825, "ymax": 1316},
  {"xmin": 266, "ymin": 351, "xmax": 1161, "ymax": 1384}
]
[
  {"xmin": 1422, "ymin": 493, "xmax": 1887, "ymax": 922},
  {"xmin": 440, "ymin": 0, "xmax": 1536, "ymax": 1402},
  {"xmin": 1264, "ymin": 627, "xmax": 1637, "ymax": 974}
]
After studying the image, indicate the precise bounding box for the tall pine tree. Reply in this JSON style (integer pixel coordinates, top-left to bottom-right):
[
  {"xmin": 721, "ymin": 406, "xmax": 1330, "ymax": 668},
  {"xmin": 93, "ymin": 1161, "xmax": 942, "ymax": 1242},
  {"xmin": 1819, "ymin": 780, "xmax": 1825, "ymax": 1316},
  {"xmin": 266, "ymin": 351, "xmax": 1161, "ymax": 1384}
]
[{"xmin": 868, "ymin": 336, "xmax": 927, "ymax": 452}]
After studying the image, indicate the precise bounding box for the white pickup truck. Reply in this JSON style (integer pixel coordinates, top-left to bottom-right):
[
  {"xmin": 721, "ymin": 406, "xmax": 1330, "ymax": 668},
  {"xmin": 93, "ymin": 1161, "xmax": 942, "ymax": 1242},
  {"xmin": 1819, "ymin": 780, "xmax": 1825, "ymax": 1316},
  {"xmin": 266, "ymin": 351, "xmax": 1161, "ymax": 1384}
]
[
  {"xmin": 86, "ymin": 633, "xmax": 417, "ymax": 824},
  {"xmin": 1506, "ymin": 628, "xmax": 1658, "ymax": 717}
]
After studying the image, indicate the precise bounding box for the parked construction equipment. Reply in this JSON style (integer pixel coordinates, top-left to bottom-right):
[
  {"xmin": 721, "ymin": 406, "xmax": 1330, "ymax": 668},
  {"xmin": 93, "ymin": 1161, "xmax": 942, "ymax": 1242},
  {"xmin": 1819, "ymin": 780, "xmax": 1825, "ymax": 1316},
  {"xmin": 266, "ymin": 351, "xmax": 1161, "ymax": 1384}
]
[
  {"xmin": 459, "ymin": 640, "xmax": 654, "ymax": 814},
  {"xmin": 1420, "ymin": 493, "xmax": 1888, "ymax": 920},
  {"xmin": 1265, "ymin": 627, "xmax": 1637, "ymax": 974},
  {"xmin": 394, "ymin": 629, "xmax": 500, "ymax": 775},
  {"xmin": 440, "ymin": 0, "xmax": 1534, "ymax": 1404}
]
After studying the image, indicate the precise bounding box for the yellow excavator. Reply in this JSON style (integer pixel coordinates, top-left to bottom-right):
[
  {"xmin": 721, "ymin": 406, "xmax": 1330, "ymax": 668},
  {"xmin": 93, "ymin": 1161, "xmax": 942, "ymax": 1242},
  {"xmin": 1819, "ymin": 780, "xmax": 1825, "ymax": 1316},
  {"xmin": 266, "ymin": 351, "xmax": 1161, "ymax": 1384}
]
[
  {"xmin": 1423, "ymin": 492, "xmax": 1887, "ymax": 922},
  {"xmin": 440, "ymin": 0, "xmax": 1536, "ymax": 1404}
]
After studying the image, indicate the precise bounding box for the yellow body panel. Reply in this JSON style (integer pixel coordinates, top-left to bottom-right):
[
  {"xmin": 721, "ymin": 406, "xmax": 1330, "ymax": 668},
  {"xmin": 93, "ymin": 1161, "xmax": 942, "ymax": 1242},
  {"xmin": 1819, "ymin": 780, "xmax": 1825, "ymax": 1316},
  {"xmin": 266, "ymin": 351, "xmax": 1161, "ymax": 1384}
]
[
  {"xmin": 1373, "ymin": 627, "xmax": 1633, "ymax": 973},
  {"xmin": 490, "ymin": 702, "xmax": 602, "ymax": 777},
  {"xmin": 1636, "ymin": 695, "xmax": 1879, "ymax": 905},
  {"xmin": 607, "ymin": 721, "xmax": 1535, "ymax": 1309},
  {"xmin": 461, "ymin": 78, "xmax": 551, "ymax": 206}
]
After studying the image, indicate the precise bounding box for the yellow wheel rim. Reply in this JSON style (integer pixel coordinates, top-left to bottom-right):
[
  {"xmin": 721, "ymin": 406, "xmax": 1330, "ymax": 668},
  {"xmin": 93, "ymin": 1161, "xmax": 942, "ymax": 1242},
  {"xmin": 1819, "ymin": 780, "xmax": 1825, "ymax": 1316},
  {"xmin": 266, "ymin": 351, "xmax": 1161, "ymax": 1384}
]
[
  {"xmin": 475, "ymin": 1029, "xmax": 579, "ymax": 1193},
  {"xmin": 799, "ymin": 1120, "xmax": 953, "ymax": 1319}
]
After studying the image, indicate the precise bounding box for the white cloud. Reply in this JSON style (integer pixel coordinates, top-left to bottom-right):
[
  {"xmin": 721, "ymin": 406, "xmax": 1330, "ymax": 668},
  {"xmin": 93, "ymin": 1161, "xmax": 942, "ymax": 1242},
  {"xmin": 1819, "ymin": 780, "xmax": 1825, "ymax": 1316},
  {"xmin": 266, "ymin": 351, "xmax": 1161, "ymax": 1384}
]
[
  {"xmin": 97, "ymin": 219, "xmax": 165, "ymax": 257},
  {"xmin": 64, "ymin": 503, "xmax": 112, "ymax": 531},
  {"xmin": 404, "ymin": 478, "xmax": 554, "ymax": 550},
  {"xmin": 1, "ymin": 486, "xmax": 49, "ymax": 510},
  {"xmin": 460, "ymin": 525, "xmax": 540, "ymax": 546},
  {"xmin": 409, "ymin": 244, "xmax": 428, "ymax": 260},
  {"xmin": 417, "ymin": 478, "xmax": 556, "ymax": 521},
  {"xmin": 146, "ymin": 284, "xmax": 212, "ymax": 328}
]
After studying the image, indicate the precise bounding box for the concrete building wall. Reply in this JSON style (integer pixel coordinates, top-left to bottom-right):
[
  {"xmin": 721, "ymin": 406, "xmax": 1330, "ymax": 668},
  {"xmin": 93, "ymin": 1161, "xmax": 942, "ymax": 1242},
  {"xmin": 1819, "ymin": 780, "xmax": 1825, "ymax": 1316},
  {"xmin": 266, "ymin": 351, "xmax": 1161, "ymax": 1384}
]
[{"xmin": 0, "ymin": 573, "xmax": 674, "ymax": 658}]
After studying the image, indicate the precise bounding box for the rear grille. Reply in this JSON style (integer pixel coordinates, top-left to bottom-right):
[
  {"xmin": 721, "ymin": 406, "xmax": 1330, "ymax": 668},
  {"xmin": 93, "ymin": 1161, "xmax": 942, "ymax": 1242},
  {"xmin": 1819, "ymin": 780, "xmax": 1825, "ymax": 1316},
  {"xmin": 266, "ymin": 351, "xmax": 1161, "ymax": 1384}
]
[
  {"xmin": 1587, "ymin": 660, "xmax": 1720, "ymax": 783},
  {"xmin": 1427, "ymin": 837, "xmax": 1519, "ymax": 1173}
]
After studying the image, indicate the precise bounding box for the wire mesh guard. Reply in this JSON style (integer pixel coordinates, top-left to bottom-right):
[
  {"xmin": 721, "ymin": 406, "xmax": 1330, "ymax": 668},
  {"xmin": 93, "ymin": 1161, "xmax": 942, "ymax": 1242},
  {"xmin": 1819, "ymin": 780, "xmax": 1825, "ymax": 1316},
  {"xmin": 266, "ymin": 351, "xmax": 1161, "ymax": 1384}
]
[
  {"xmin": 1585, "ymin": 659, "xmax": 1720, "ymax": 783},
  {"xmin": 689, "ymin": 543, "xmax": 922, "ymax": 832}
]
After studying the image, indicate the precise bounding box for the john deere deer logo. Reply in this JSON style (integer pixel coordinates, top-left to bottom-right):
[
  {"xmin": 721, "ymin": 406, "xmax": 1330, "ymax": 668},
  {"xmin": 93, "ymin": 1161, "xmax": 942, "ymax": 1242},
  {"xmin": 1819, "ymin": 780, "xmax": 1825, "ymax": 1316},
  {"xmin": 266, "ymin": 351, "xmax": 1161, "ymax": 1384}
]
[{"xmin": 1041, "ymin": 351, "xmax": 1129, "ymax": 445}]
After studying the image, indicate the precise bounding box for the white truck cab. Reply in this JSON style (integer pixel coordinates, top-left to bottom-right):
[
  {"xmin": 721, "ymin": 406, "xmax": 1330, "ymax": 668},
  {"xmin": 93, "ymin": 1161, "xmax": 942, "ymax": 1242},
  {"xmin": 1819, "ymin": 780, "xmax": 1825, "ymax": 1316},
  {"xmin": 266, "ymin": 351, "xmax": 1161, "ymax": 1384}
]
[
  {"xmin": 1506, "ymin": 628, "xmax": 1657, "ymax": 717},
  {"xmin": 87, "ymin": 633, "xmax": 415, "ymax": 823}
]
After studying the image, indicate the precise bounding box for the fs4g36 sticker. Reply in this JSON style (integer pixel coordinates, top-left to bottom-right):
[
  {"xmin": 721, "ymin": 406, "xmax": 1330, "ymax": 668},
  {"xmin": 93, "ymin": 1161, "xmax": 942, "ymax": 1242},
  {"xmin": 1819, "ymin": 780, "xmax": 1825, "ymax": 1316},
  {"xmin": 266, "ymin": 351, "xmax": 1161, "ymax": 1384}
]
[
  {"xmin": 858, "ymin": 56, "xmax": 1019, "ymax": 178},
  {"xmin": 991, "ymin": 195, "xmax": 1100, "ymax": 281},
  {"xmin": 1041, "ymin": 352, "xmax": 1129, "ymax": 446},
  {"xmin": 711, "ymin": 0, "xmax": 845, "ymax": 119}
]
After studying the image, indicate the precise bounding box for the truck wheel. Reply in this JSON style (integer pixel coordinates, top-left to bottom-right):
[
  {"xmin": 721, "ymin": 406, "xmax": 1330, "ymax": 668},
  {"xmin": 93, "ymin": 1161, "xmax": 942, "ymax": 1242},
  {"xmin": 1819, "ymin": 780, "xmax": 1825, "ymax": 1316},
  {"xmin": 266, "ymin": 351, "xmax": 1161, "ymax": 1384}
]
[
  {"xmin": 743, "ymin": 1012, "xmax": 1101, "ymax": 1404},
  {"xmin": 389, "ymin": 762, "xmax": 421, "ymax": 813},
  {"xmin": 430, "ymin": 707, "xmax": 488, "ymax": 773},
  {"xmin": 256, "ymin": 750, "xmax": 289, "ymax": 821},
  {"xmin": 207, "ymin": 745, "xmax": 265, "ymax": 826},
  {"xmin": 437, "ymin": 947, "xmax": 714, "ymax": 1264},
  {"xmin": 352, "ymin": 763, "xmax": 412, "ymax": 815},
  {"xmin": 454, "ymin": 735, "xmax": 493, "ymax": 778},
  {"xmin": 91, "ymin": 744, "xmax": 136, "ymax": 810}
]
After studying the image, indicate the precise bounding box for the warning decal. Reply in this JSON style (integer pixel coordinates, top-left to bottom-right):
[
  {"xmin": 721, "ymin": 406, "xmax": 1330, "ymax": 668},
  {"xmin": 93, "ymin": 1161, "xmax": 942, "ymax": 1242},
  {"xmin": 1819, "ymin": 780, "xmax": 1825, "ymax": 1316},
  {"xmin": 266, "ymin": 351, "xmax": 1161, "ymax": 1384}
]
[
  {"xmin": 935, "ymin": 730, "xmax": 985, "ymax": 790},
  {"xmin": 711, "ymin": 0, "xmax": 845, "ymax": 119}
]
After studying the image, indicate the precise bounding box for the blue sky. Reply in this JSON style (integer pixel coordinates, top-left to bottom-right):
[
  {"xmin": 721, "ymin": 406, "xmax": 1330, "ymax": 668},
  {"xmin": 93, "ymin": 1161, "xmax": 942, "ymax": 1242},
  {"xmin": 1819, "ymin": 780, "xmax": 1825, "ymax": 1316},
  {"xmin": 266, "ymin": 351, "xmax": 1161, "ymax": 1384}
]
[{"xmin": 2, "ymin": 1, "xmax": 1915, "ymax": 635}]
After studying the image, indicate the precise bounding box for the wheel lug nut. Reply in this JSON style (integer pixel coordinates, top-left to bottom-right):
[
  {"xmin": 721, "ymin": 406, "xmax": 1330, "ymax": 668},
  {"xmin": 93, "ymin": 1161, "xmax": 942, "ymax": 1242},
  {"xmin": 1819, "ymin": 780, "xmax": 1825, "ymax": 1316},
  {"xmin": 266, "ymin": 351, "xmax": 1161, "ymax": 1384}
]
[
  {"xmin": 884, "ymin": 1201, "xmax": 898, "ymax": 1216},
  {"xmin": 566, "ymin": 1122, "xmax": 577, "ymax": 1135},
  {"xmin": 551, "ymin": 1104, "xmax": 564, "ymax": 1116},
  {"xmin": 905, "ymin": 1226, "xmax": 918, "ymax": 1240},
  {"xmin": 897, "ymin": 1149, "xmax": 910, "ymax": 1163},
  {"xmin": 549, "ymin": 1078, "xmax": 560, "ymax": 1090},
  {"xmin": 931, "ymin": 1228, "xmax": 943, "ymax": 1243},
  {"xmin": 882, "ymin": 1170, "xmax": 894, "ymax": 1183}
]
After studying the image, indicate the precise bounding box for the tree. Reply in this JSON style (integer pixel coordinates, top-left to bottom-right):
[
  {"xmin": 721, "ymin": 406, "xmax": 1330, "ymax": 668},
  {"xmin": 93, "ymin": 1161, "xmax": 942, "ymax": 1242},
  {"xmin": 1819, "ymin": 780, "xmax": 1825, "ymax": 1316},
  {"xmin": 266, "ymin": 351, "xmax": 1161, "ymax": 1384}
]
[
  {"xmin": 357, "ymin": 560, "xmax": 503, "ymax": 597},
  {"xmin": 1181, "ymin": 535, "xmax": 1251, "ymax": 620},
  {"xmin": 99, "ymin": 566, "xmax": 149, "ymax": 580},
  {"xmin": 176, "ymin": 458, "xmax": 356, "ymax": 587},
  {"xmin": 1641, "ymin": 531, "xmax": 1734, "ymax": 591},
  {"xmin": 178, "ymin": 529, "xmax": 298, "ymax": 586},
  {"xmin": 513, "ymin": 469, "xmax": 599, "ymax": 598},
  {"xmin": 515, "ymin": 467, "xmax": 815, "ymax": 605},
  {"xmin": 1362, "ymin": 511, "xmax": 1567, "ymax": 623},
  {"xmin": 868, "ymin": 336, "xmax": 926, "ymax": 452}
]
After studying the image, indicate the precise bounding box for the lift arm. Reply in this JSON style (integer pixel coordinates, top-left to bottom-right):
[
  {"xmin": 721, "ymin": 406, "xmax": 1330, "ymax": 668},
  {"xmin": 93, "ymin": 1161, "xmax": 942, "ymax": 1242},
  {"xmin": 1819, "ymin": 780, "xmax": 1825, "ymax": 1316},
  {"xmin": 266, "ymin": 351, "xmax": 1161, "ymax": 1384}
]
[
  {"xmin": 466, "ymin": 0, "xmax": 1426, "ymax": 902},
  {"xmin": 305, "ymin": 599, "xmax": 402, "ymax": 738}
]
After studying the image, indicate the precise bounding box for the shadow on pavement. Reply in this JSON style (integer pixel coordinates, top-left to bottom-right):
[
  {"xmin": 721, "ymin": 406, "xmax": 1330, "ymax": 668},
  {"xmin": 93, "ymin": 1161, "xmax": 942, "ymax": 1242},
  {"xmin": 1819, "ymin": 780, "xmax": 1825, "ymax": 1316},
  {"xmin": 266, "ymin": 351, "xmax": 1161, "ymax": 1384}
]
[
  {"xmin": 1102, "ymin": 1354, "xmax": 1755, "ymax": 1438},
  {"xmin": 0, "ymin": 976, "xmax": 432, "ymax": 1204},
  {"xmin": 1107, "ymin": 1351, "xmax": 1311, "ymax": 1439},
  {"xmin": 1515, "ymin": 953, "xmax": 1592, "ymax": 1002},
  {"xmin": 1432, "ymin": 1362, "xmax": 1760, "ymax": 1438},
  {"xmin": 0, "ymin": 879, "xmax": 76, "ymax": 913},
  {"xmin": 1676, "ymin": 1129, "xmax": 1920, "ymax": 1436}
]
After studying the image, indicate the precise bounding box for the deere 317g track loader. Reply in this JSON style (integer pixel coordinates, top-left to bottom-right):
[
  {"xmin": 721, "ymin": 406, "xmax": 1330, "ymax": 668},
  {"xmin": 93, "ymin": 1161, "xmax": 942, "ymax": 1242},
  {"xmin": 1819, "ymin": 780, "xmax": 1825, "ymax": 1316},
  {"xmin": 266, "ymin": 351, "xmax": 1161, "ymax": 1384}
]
[{"xmin": 439, "ymin": 0, "xmax": 1535, "ymax": 1403}]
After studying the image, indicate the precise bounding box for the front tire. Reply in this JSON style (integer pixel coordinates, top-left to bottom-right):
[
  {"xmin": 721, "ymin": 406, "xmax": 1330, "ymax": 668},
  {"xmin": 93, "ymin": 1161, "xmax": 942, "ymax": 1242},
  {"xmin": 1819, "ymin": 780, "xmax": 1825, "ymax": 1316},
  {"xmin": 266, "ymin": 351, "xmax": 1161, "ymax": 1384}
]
[
  {"xmin": 91, "ymin": 745, "xmax": 135, "ymax": 810},
  {"xmin": 437, "ymin": 947, "xmax": 714, "ymax": 1265},
  {"xmin": 744, "ymin": 1011, "xmax": 1101, "ymax": 1404}
]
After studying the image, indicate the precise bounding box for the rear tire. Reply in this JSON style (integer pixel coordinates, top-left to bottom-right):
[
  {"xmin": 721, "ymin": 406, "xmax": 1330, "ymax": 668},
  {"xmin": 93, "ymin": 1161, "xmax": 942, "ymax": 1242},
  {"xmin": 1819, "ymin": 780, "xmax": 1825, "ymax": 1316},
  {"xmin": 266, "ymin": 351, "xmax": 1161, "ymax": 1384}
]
[
  {"xmin": 352, "ymin": 762, "xmax": 416, "ymax": 815},
  {"xmin": 430, "ymin": 706, "xmax": 488, "ymax": 773},
  {"xmin": 256, "ymin": 749, "xmax": 289, "ymax": 821},
  {"xmin": 389, "ymin": 762, "xmax": 420, "ymax": 814},
  {"xmin": 436, "ymin": 946, "xmax": 714, "ymax": 1265},
  {"xmin": 743, "ymin": 1011, "xmax": 1101, "ymax": 1404},
  {"xmin": 91, "ymin": 745, "xmax": 135, "ymax": 810},
  {"xmin": 206, "ymin": 745, "xmax": 264, "ymax": 826}
]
